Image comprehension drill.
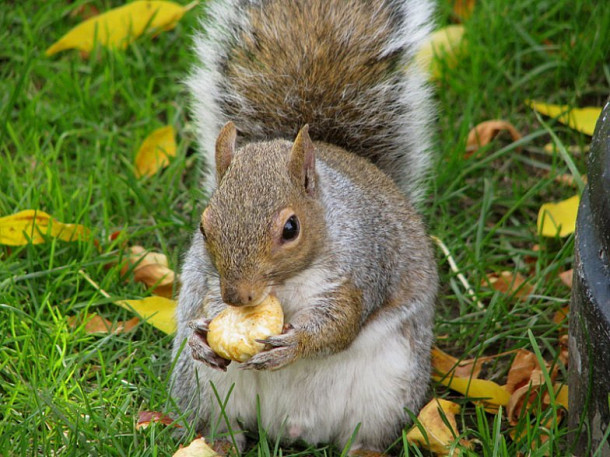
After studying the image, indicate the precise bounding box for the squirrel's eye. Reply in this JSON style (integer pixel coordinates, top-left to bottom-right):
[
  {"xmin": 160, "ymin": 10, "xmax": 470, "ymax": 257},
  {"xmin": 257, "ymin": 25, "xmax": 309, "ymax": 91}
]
[
  {"xmin": 282, "ymin": 215, "xmax": 299, "ymax": 241},
  {"xmin": 199, "ymin": 221, "xmax": 207, "ymax": 240}
]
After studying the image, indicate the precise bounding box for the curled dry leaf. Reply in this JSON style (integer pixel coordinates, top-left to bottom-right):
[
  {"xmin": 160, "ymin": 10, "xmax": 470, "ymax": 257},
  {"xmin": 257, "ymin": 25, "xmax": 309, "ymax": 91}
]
[
  {"xmin": 484, "ymin": 271, "xmax": 533, "ymax": 300},
  {"xmin": 0, "ymin": 210, "xmax": 90, "ymax": 246},
  {"xmin": 558, "ymin": 269, "xmax": 573, "ymax": 288},
  {"xmin": 505, "ymin": 350, "xmax": 546, "ymax": 394},
  {"xmin": 67, "ymin": 313, "xmax": 139, "ymax": 334},
  {"xmin": 507, "ymin": 368, "xmax": 546, "ymax": 425},
  {"xmin": 136, "ymin": 410, "xmax": 179, "ymax": 430},
  {"xmin": 120, "ymin": 245, "xmax": 176, "ymax": 298},
  {"xmin": 406, "ymin": 398, "xmax": 471, "ymax": 455},
  {"xmin": 505, "ymin": 349, "xmax": 568, "ymax": 425},
  {"xmin": 465, "ymin": 120, "xmax": 522, "ymax": 157},
  {"xmin": 172, "ymin": 437, "xmax": 217, "ymax": 457}
]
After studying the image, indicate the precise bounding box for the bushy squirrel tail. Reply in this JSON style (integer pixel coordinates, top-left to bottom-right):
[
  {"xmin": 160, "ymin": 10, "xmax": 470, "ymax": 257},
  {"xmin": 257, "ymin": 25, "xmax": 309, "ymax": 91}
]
[{"xmin": 189, "ymin": 0, "xmax": 435, "ymax": 203}]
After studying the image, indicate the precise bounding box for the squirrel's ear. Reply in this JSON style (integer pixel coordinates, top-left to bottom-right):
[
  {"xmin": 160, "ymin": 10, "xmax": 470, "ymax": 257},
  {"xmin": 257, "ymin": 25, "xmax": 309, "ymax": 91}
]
[
  {"xmin": 289, "ymin": 125, "xmax": 316, "ymax": 196},
  {"xmin": 215, "ymin": 121, "xmax": 237, "ymax": 182}
]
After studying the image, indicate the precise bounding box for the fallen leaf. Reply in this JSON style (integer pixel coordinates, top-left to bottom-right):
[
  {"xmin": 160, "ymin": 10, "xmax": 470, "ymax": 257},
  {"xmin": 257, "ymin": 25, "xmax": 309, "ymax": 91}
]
[
  {"xmin": 46, "ymin": 1, "xmax": 197, "ymax": 56},
  {"xmin": 453, "ymin": 0, "xmax": 475, "ymax": 21},
  {"xmin": 69, "ymin": 4, "xmax": 101, "ymax": 20},
  {"xmin": 68, "ymin": 313, "xmax": 139, "ymax": 334},
  {"xmin": 0, "ymin": 210, "xmax": 90, "ymax": 246},
  {"xmin": 553, "ymin": 383, "xmax": 568, "ymax": 410},
  {"xmin": 465, "ymin": 120, "xmax": 522, "ymax": 156},
  {"xmin": 118, "ymin": 296, "xmax": 177, "ymax": 334},
  {"xmin": 134, "ymin": 126, "xmax": 177, "ymax": 178},
  {"xmin": 537, "ymin": 195, "xmax": 580, "ymax": 238},
  {"xmin": 506, "ymin": 350, "xmax": 542, "ymax": 394},
  {"xmin": 484, "ymin": 271, "xmax": 533, "ymax": 300},
  {"xmin": 137, "ymin": 410, "xmax": 179, "ymax": 430},
  {"xmin": 558, "ymin": 334, "xmax": 569, "ymax": 367},
  {"xmin": 431, "ymin": 346, "xmax": 486, "ymax": 379},
  {"xmin": 507, "ymin": 368, "xmax": 545, "ymax": 425},
  {"xmin": 528, "ymin": 101, "xmax": 602, "ymax": 136},
  {"xmin": 558, "ymin": 270, "xmax": 573, "ymax": 288},
  {"xmin": 553, "ymin": 173, "xmax": 581, "ymax": 188},
  {"xmin": 406, "ymin": 398, "xmax": 470, "ymax": 455},
  {"xmin": 172, "ymin": 437, "xmax": 217, "ymax": 457},
  {"xmin": 434, "ymin": 374, "xmax": 510, "ymax": 412},
  {"xmin": 543, "ymin": 143, "xmax": 589, "ymax": 156},
  {"xmin": 119, "ymin": 245, "xmax": 176, "ymax": 297},
  {"xmin": 415, "ymin": 25, "xmax": 466, "ymax": 80}
]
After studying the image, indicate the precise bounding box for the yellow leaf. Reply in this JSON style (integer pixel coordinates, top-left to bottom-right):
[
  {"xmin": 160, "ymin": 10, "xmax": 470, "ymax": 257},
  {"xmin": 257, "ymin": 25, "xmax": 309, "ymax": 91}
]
[
  {"xmin": 554, "ymin": 383, "xmax": 568, "ymax": 410},
  {"xmin": 134, "ymin": 126, "xmax": 177, "ymax": 178},
  {"xmin": 433, "ymin": 374, "xmax": 511, "ymax": 407},
  {"xmin": 415, "ymin": 25, "xmax": 466, "ymax": 80},
  {"xmin": 118, "ymin": 296, "xmax": 177, "ymax": 334},
  {"xmin": 528, "ymin": 101, "xmax": 602, "ymax": 136},
  {"xmin": 46, "ymin": 1, "xmax": 196, "ymax": 56},
  {"xmin": 537, "ymin": 195, "xmax": 580, "ymax": 238},
  {"xmin": 172, "ymin": 437, "xmax": 218, "ymax": 457},
  {"xmin": 406, "ymin": 398, "xmax": 471, "ymax": 455},
  {"xmin": 0, "ymin": 210, "xmax": 90, "ymax": 246}
]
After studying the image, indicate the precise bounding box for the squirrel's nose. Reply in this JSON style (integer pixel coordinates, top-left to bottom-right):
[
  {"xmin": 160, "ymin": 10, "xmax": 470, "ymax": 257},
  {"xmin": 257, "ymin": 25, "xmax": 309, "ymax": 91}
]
[{"xmin": 221, "ymin": 281, "xmax": 264, "ymax": 306}]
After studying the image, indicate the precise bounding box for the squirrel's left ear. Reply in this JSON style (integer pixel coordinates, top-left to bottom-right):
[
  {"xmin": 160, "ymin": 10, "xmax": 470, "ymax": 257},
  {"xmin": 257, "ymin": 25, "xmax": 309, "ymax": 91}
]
[
  {"xmin": 215, "ymin": 121, "xmax": 237, "ymax": 182},
  {"xmin": 289, "ymin": 125, "xmax": 316, "ymax": 196}
]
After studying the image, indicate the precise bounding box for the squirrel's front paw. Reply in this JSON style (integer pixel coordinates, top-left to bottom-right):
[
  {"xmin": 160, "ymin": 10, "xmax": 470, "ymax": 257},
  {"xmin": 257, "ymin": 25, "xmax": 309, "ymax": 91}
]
[
  {"xmin": 240, "ymin": 325, "xmax": 300, "ymax": 371},
  {"xmin": 188, "ymin": 318, "xmax": 231, "ymax": 371}
]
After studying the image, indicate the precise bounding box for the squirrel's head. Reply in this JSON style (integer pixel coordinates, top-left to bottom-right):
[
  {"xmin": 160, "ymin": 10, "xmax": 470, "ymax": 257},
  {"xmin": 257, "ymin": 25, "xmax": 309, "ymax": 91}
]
[{"xmin": 200, "ymin": 122, "xmax": 326, "ymax": 307}]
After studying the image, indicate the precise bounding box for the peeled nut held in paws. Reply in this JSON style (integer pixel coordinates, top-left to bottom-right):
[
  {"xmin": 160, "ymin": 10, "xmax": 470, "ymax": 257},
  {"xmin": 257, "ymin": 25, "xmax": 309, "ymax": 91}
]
[{"xmin": 207, "ymin": 295, "xmax": 284, "ymax": 362}]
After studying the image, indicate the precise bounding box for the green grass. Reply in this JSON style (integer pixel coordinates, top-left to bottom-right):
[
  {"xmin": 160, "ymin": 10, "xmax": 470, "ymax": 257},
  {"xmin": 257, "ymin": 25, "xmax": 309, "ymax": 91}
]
[{"xmin": 1, "ymin": 0, "xmax": 609, "ymax": 455}]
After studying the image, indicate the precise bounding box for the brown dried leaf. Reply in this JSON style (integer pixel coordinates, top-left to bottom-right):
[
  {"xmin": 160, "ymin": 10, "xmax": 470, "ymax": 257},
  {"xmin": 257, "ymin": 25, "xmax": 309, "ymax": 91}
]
[
  {"xmin": 69, "ymin": 3, "xmax": 100, "ymax": 20},
  {"xmin": 465, "ymin": 120, "xmax": 522, "ymax": 157},
  {"xmin": 136, "ymin": 410, "xmax": 179, "ymax": 430},
  {"xmin": 558, "ymin": 334, "xmax": 569, "ymax": 367},
  {"xmin": 558, "ymin": 269, "xmax": 573, "ymax": 288},
  {"xmin": 506, "ymin": 350, "xmax": 541, "ymax": 394},
  {"xmin": 484, "ymin": 271, "xmax": 533, "ymax": 300},
  {"xmin": 406, "ymin": 398, "xmax": 471, "ymax": 455},
  {"xmin": 507, "ymin": 368, "xmax": 545, "ymax": 425},
  {"xmin": 117, "ymin": 245, "xmax": 177, "ymax": 296},
  {"xmin": 67, "ymin": 313, "xmax": 139, "ymax": 334},
  {"xmin": 453, "ymin": 0, "xmax": 475, "ymax": 21}
]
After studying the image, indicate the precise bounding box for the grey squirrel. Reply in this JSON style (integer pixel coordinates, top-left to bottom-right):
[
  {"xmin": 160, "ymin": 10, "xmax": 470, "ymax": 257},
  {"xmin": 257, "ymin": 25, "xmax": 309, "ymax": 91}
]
[{"xmin": 171, "ymin": 0, "xmax": 438, "ymax": 453}]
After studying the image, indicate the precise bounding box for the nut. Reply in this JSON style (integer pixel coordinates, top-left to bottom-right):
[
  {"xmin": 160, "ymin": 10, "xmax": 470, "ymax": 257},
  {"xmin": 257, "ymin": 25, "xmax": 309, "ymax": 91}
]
[{"xmin": 207, "ymin": 295, "xmax": 284, "ymax": 362}]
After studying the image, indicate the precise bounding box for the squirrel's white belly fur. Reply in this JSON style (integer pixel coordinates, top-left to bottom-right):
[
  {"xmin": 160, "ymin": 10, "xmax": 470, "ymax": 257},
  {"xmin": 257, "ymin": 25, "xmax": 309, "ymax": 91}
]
[
  {"xmin": 206, "ymin": 315, "xmax": 414, "ymax": 449},
  {"xmin": 202, "ymin": 266, "xmax": 419, "ymax": 450}
]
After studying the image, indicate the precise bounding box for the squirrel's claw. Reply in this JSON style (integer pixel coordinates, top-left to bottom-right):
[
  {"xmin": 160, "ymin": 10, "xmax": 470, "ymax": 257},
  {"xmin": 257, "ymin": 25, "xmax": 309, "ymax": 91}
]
[
  {"xmin": 188, "ymin": 318, "xmax": 231, "ymax": 371},
  {"xmin": 244, "ymin": 328, "xmax": 300, "ymax": 370},
  {"xmin": 240, "ymin": 345, "xmax": 298, "ymax": 371},
  {"xmin": 256, "ymin": 325, "xmax": 298, "ymax": 347}
]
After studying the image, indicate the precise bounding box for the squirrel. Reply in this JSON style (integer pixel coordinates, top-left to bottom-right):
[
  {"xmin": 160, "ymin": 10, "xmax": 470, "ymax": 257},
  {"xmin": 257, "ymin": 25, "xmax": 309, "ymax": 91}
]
[{"xmin": 171, "ymin": 0, "xmax": 438, "ymax": 454}]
